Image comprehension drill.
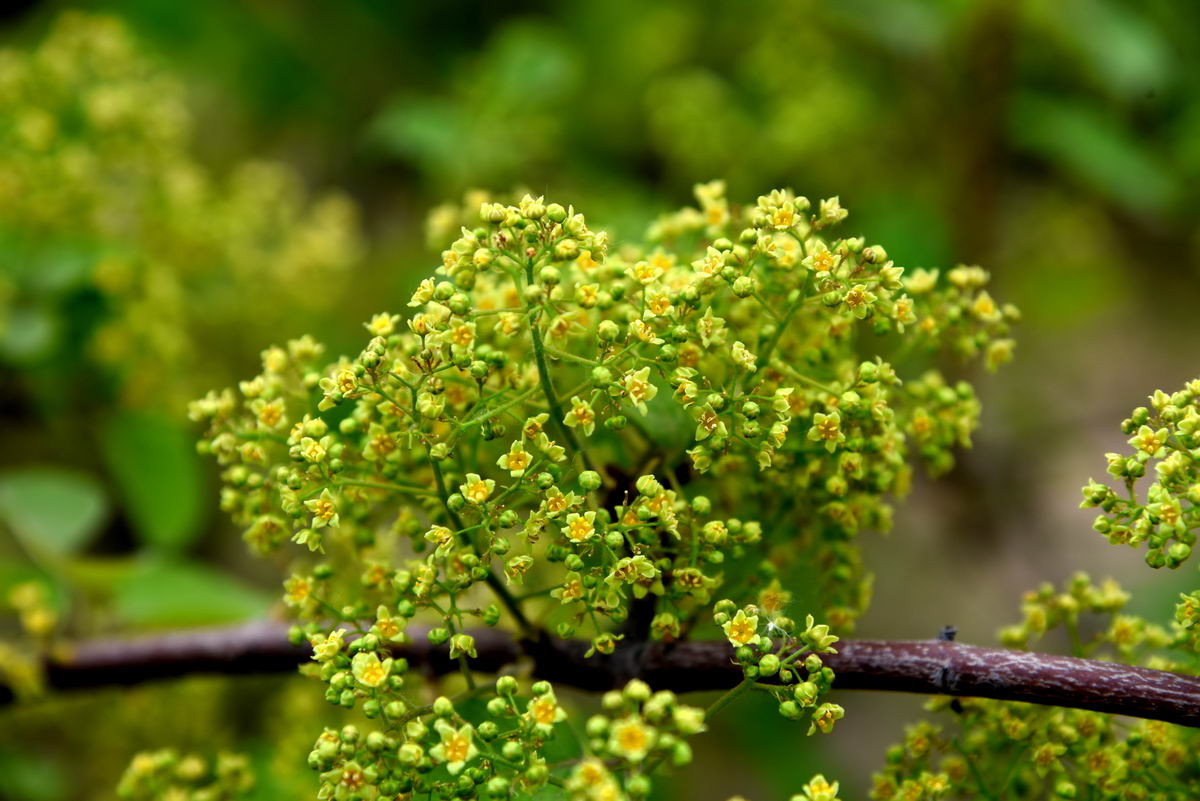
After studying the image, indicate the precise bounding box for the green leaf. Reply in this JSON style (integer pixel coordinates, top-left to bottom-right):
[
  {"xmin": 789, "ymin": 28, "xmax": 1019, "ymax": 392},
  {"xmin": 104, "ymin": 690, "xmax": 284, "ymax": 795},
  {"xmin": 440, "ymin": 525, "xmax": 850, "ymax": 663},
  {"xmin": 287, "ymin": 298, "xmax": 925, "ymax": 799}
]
[
  {"xmin": 1010, "ymin": 93, "xmax": 1177, "ymax": 215},
  {"xmin": 101, "ymin": 411, "xmax": 206, "ymax": 552},
  {"xmin": 114, "ymin": 559, "xmax": 273, "ymax": 627},
  {"xmin": 0, "ymin": 467, "xmax": 108, "ymax": 555},
  {"xmin": 0, "ymin": 747, "xmax": 67, "ymax": 801},
  {"xmin": 540, "ymin": 718, "xmax": 584, "ymax": 764}
]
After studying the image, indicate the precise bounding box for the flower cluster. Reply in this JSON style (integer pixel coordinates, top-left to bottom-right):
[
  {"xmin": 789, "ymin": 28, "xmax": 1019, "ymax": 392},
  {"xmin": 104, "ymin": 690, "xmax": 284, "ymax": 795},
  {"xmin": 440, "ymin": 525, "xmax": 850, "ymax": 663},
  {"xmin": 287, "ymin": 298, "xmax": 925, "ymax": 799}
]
[
  {"xmin": 193, "ymin": 183, "xmax": 1013, "ymax": 798},
  {"xmin": 1081, "ymin": 379, "xmax": 1200, "ymax": 652},
  {"xmin": 872, "ymin": 575, "xmax": 1200, "ymax": 800},
  {"xmin": 715, "ymin": 600, "xmax": 843, "ymax": 735},
  {"xmin": 116, "ymin": 750, "xmax": 253, "ymax": 801},
  {"xmin": 725, "ymin": 774, "xmax": 843, "ymax": 801},
  {"xmin": 300, "ymin": 674, "xmax": 708, "ymax": 801},
  {"xmin": 0, "ymin": 12, "xmax": 362, "ymax": 408},
  {"xmin": 571, "ymin": 679, "xmax": 707, "ymax": 799},
  {"xmin": 1081, "ymin": 380, "xmax": 1200, "ymax": 567}
]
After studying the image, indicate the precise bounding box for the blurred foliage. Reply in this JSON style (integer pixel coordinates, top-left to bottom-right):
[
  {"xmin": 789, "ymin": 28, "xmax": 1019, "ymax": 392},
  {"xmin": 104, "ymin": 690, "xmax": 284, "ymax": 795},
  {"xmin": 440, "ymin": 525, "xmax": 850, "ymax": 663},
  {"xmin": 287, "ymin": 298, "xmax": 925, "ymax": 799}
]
[{"xmin": 0, "ymin": 0, "xmax": 1197, "ymax": 799}]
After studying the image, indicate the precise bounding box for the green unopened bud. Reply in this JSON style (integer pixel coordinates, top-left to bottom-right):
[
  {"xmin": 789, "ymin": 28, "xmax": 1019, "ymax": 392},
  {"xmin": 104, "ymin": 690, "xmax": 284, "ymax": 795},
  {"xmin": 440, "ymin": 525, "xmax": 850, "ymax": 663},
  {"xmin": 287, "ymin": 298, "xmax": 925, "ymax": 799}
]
[
  {"xmin": 732, "ymin": 276, "xmax": 755, "ymax": 298},
  {"xmin": 778, "ymin": 701, "xmax": 802, "ymax": 720}
]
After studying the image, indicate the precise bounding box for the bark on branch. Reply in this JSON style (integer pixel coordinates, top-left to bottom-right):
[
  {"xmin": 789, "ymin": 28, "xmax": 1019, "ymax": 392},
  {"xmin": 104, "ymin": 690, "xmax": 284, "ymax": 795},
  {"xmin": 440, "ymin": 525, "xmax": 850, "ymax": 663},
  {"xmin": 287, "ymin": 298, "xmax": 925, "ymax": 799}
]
[{"xmin": 10, "ymin": 621, "xmax": 1200, "ymax": 728}]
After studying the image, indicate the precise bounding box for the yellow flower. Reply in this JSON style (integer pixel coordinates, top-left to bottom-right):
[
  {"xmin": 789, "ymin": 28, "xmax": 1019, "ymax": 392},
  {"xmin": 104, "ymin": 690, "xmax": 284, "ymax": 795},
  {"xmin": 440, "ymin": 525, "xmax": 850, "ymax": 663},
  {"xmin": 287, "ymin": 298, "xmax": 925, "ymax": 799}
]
[
  {"xmin": 460, "ymin": 473, "xmax": 495, "ymax": 504},
  {"xmin": 303, "ymin": 488, "xmax": 339, "ymax": 529},
  {"xmin": 570, "ymin": 248, "xmax": 598, "ymax": 273},
  {"xmin": 799, "ymin": 774, "xmax": 841, "ymax": 801},
  {"xmin": 569, "ymin": 758, "xmax": 614, "ymax": 794},
  {"xmin": 644, "ymin": 288, "xmax": 673, "ymax": 318},
  {"xmin": 808, "ymin": 702, "xmax": 844, "ymax": 735},
  {"xmin": 731, "ymin": 341, "xmax": 756, "ymax": 371},
  {"xmin": 365, "ymin": 312, "xmax": 398, "ymax": 336},
  {"xmin": 564, "ymin": 511, "xmax": 597, "ymax": 543},
  {"xmin": 424, "ymin": 525, "xmax": 456, "ymax": 555},
  {"xmin": 308, "ymin": 630, "xmax": 344, "ymax": 662},
  {"xmin": 551, "ymin": 571, "xmax": 584, "ymax": 604},
  {"xmin": 564, "ymin": 396, "xmax": 596, "ymax": 436},
  {"xmin": 429, "ymin": 722, "xmax": 477, "ymax": 775},
  {"xmin": 622, "ymin": 367, "xmax": 658, "ymax": 415},
  {"xmin": 374, "ymin": 607, "xmax": 405, "ymax": 642},
  {"xmin": 807, "ymin": 412, "xmax": 844, "ymax": 452},
  {"xmin": 802, "ymin": 242, "xmax": 841, "ymax": 273},
  {"xmin": 522, "ymin": 413, "xmax": 549, "ymax": 439},
  {"xmin": 758, "ymin": 580, "xmax": 791, "ymax": 618},
  {"xmin": 300, "ymin": 436, "xmax": 326, "ymax": 463},
  {"xmin": 449, "ymin": 321, "xmax": 476, "ymax": 349},
  {"xmin": 253, "ymin": 398, "xmax": 286, "ymax": 429},
  {"xmin": 692, "ymin": 245, "xmax": 724, "ymax": 276},
  {"xmin": 971, "ymin": 290, "xmax": 1001, "ymax": 322},
  {"xmin": 608, "ymin": 716, "xmax": 656, "ymax": 762},
  {"xmin": 496, "ymin": 441, "xmax": 532, "ymax": 477},
  {"xmin": 576, "ymin": 283, "xmax": 600, "ymax": 307},
  {"xmin": 525, "ymin": 690, "xmax": 567, "ymax": 733},
  {"xmin": 629, "ymin": 319, "xmax": 664, "ymax": 344},
  {"xmin": 408, "ymin": 277, "xmax": 436, "ymax": 306},
  {"xmin": 628, "ymin": 259, "xmax": 664, "ymax": 285},
  {"xmin": 351, "ymin": 651, "xmax": 392, "ymax": 688},
  {"xmin": 540, "ymin": 488, "xmax": 580, "ymax": 518},
  {"xmin": 722, "ymin": 609, "xmax": 759, "ymax": 647},
  {"xmin": 283, "ymin": 574, "xmax": 313, "ymax": 607}
]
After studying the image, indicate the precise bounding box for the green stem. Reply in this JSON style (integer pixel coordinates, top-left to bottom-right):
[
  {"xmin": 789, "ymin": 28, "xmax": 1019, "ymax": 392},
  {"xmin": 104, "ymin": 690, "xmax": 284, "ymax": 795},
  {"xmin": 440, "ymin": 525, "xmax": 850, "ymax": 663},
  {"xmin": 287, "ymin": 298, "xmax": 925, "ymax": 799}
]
[
  {"xmin": 429, "ymin": 458, "xmax": 534, "ymax": 637},
  {"xmin": 705, "ymin": 676, "xmax": 755, "ymax": 721},
  {"xmin": 335, "ymin": 479, "xmax": 436, "ymax": 496}
]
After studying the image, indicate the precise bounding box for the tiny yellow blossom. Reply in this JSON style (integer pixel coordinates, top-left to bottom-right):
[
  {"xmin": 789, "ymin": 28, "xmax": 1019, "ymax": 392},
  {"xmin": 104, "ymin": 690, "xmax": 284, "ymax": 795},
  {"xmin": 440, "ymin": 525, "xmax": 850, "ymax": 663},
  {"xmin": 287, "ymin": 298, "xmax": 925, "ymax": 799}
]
[
  {"xmin": 723, "ymin": 609, "xmax": 760, "ymax": 647},
  {"xmin": 365, "ymin": 312, "xmax": 399, "ymax": 336},
  {"xmin": 460, "ymin": 473, "xmax": 495, "ymax": 504},
  {"xmin": 608, "ymin": 716, "xmax": 656, "ymax": 762},
  {"xmin": 496, "ymin": 441, "xmax": 532, "ymax": 477},
  {"xmin": 351, "ymin": 651, "xmax": 391, "ymax": 688},
  {"xmin": 564, "ymin": 511, "xmax": 597, "ymax": 543},
  {"xmin": 429, "ymin": 722, "xmax": 477, "ymax": 775},
  {"xmin": 564, "ymin": 396, "xmax": 596, "ymax": 435},
  {"xmin": 309, "ymin": 629, "xmax": 344, "ymax": 662},
  {"xmin": 622, "ymin": 367, "xmax": 658, "ymax": 415},
  {"xmin": 526, "ymin": 689, "xmax": 567, "ymax": 733},
  {"xmin": 283, "ymin": 574, "xmax": 313, "ymax": 607},
  {"xmin": 303, "ymin": 488, "xmax": 339, "ymax": 529},
  {"xmin": 798, "ymin": 774, "xmax": 841, "ymax": 801}
]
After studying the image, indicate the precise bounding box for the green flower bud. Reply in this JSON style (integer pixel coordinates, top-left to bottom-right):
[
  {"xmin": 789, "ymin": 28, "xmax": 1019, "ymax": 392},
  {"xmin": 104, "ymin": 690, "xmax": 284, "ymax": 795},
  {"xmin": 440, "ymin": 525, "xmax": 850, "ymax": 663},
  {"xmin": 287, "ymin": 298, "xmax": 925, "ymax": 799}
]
[
  {"xmin": 778, "ymin": 700, "xmax": 802, "ymax": 719},
  {"xmin": 579, "ymin": 471, "xmax": 602, "ymax": 492},
  {"xmin": 605, "ymin": 415, "xmax": 627, "ymax": 431},
  {"xmin": 627, "ymin": 775, "xmax": 651, "ymax": 797},
  {"xmin": 432, "ymin": 696, "xmax": 454, "ymax": 717}
]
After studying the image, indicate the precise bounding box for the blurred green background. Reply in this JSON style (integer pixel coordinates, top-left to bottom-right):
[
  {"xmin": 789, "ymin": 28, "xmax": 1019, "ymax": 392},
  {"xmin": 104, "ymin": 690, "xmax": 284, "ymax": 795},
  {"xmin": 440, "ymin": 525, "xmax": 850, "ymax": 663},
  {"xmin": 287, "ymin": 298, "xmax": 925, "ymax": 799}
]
[{"xmin": 1, "ymin": 0, "xmax": 1199, "ymax": 798}]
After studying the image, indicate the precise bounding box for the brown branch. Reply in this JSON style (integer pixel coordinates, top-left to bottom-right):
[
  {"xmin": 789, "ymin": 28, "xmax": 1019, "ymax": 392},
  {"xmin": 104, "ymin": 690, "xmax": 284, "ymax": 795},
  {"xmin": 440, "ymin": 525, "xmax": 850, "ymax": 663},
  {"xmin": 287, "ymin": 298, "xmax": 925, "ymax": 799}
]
[{"xmin": 10, "ymin": 622, "xmax": 1200, "ymax": 728}]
